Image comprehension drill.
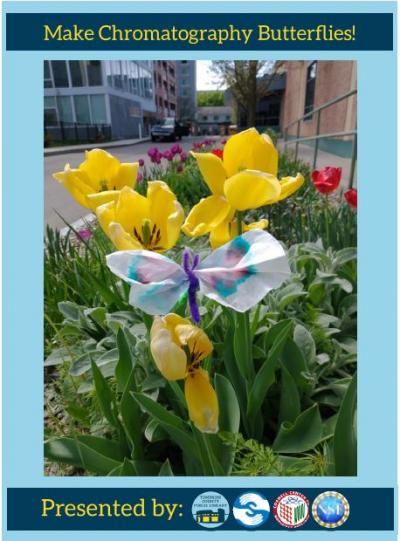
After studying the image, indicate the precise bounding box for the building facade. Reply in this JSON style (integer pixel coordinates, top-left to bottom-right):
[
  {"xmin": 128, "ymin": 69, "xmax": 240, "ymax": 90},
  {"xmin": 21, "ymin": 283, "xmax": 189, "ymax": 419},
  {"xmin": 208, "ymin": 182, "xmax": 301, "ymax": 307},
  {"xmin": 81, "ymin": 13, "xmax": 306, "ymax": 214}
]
[
  {"xmin": 153, "ymin": 61, "xmax": 177, "ymax": 119},
  {"xmin": 44, "ymin": 60, "xmax": 156, "ymax": 142},
  {"xmin": 281, "ymin": 61, "xmax": 357, "ymax": 136},
  {"xmin": 196, "ymin": 106, "xmax": 232, "ymax": 135},
  {"xmin": 176, "ymin": 61, "xmax": 196, "ymax": 122}
]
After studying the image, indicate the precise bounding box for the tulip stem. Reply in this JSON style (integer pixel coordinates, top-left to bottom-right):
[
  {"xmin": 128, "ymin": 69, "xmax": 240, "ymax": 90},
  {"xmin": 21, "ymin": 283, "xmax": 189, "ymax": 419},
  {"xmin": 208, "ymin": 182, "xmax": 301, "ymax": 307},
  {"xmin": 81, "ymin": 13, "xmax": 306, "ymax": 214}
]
[{"xmin": 234, "ymin": 213, "xmax": 255, "ymax": 383}]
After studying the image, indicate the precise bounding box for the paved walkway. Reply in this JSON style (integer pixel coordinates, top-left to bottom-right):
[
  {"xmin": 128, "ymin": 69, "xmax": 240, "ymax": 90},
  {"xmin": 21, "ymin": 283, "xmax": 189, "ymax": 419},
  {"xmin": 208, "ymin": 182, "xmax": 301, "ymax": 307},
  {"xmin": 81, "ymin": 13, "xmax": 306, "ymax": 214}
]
[{"xmin": 277, "ymin": 140, "xmax": 357, "ymax": 189}]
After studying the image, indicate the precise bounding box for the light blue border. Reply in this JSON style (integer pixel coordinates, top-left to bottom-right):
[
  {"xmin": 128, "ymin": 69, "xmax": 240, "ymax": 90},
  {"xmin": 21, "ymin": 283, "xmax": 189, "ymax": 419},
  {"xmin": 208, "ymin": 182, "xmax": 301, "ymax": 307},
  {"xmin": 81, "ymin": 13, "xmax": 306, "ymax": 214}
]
[{"xmin": 2, "ymin": 2, "xmax": 397, "ymax": 540}]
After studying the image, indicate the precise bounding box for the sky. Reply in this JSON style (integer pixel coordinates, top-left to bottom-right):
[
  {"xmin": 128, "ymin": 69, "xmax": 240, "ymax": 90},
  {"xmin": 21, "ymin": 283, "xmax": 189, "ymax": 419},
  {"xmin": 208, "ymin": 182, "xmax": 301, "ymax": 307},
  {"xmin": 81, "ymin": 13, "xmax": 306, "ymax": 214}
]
[{"xmin": 196, "ymin": 60, "xmax": 226, "ymax": 91}]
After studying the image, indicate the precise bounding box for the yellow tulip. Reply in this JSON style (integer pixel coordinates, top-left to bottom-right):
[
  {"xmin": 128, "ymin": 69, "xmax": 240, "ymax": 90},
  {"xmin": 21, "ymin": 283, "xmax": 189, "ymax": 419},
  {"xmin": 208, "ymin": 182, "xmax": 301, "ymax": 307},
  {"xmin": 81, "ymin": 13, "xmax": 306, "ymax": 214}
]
[
  {"xmin": 150, "ymin": 314, "xmax": 218, "ymax": 433},
  {"xmin": 96, "ymin": 182, "xmax": 184, "ymax": 252},
  {"xmin": 182, "ymin": 128, "xmax": 304, "ymax": 246},
  {"xmin": 53, "ymin": 148, "xmax": 139, "ymax": 210}
]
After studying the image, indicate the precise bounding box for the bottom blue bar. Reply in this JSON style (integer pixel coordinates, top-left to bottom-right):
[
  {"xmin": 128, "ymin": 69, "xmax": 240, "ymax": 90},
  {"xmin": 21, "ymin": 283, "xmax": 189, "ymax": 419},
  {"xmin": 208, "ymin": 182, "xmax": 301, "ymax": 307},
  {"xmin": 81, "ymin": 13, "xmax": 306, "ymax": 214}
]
[{"xmin": 7, "ymin": 488, "xmax": 394, "ymax": 531}]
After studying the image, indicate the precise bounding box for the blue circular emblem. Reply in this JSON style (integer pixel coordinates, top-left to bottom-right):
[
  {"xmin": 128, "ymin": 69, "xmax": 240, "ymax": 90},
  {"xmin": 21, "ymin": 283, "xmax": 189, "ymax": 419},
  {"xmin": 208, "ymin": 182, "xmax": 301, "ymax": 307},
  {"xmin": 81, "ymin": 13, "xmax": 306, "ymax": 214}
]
[
  {"xmin": 192, "ymin": 491, "xmax": 230, "ymax": 529},
  {"xmin": 233, "ymin": 492, "xmax": 270, "ymax": 529},
  {"xmin": 312, "ymin": 492, "xmax": 350, "ymax": 528}
]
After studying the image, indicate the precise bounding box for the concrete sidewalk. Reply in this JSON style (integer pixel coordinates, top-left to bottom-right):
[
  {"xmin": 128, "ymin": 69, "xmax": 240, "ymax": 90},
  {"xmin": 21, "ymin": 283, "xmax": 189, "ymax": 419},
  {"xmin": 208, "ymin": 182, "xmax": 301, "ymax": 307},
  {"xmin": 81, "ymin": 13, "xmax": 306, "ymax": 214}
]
[{"xmin": 44, "ymin": 137, "xmax": 150, "ymax": 157}]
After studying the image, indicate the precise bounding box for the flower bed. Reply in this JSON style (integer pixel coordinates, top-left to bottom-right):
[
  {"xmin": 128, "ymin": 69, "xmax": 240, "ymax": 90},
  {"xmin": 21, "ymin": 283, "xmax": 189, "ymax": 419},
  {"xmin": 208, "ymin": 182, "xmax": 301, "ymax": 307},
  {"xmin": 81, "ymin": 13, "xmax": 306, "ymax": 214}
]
[{"xmin": 45, "ymin": 129, "xmax": 357, "ymax": 476}]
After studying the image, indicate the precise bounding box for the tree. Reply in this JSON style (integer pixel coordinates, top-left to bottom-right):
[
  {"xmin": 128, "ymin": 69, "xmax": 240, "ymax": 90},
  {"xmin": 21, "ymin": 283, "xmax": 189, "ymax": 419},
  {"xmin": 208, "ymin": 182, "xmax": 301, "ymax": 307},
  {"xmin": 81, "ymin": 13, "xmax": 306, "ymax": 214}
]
[
  {"xmin": 210, "ymin": 61, "xmax": 284, "ymax": 128},
  {"xmin": 197, "ymin": 90, "xmax": 224, "ymax": 107}
]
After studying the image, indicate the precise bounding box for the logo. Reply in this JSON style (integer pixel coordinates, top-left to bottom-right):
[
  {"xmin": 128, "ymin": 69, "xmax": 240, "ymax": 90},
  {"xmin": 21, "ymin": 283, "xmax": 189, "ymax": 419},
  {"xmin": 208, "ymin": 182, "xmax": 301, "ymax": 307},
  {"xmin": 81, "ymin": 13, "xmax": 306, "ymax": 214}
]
[
  {"xmin": 192, "ymin": 491, "xmax": 230, "ymax": 529},
  {"xmin": 232, "ymin": 492, "xmax": 270, "ymax": 529},
  {"xmin": 312, "ymin": 491, "xmax": 350, "ymax": 528},
  {"xmin": 273, "ymin": 491, "xmax": 309, "ymax": 528}
]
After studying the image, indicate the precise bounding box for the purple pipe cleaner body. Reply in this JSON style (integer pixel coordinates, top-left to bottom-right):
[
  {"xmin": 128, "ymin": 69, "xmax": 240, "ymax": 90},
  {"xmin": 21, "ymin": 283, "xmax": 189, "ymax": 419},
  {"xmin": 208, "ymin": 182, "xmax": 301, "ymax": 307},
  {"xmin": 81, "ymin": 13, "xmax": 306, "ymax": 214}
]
[{"xmin": 182, "ymin": 249, "xmax": 201, "ymax": 323}]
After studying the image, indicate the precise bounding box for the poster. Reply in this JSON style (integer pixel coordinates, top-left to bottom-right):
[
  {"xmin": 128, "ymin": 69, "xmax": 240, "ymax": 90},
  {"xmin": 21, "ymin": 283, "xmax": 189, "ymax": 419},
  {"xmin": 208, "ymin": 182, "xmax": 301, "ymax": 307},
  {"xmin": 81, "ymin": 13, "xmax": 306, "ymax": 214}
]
[{"xmin": 2, "ymin": 1, "xmax": 397, "ymax": 539}]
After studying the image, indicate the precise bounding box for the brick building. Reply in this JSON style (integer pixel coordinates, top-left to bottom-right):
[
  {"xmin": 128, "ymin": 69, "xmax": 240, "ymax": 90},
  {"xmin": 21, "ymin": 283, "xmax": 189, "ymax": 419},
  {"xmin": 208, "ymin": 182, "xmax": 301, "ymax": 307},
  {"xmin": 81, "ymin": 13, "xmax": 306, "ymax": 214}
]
[
  {"xmin": 281, "ymin": 61, "xmax": 357, "ymax": 137},
  {"xmin": 153, "ymin": 61, "xmax": 177, "ymax": 119}
]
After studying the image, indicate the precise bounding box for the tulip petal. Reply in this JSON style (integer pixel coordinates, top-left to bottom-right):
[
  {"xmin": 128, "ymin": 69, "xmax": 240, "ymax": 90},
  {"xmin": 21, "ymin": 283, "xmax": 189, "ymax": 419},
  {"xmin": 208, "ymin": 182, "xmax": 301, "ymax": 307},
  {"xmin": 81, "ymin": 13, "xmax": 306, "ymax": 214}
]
[
  {"xmin": 150, "ymin": 324, "xmax": 187, "ymax": 381},
  {"xmin": 111, "ymin": 162, "xmax": 139, "ymax": 190},
  {"xmin": 96, "ymin": 201, "xmax": 116, "ymax": 234},
  {"xmin": 115, "ymin": 186, "xmax": 150, "ymax": 234},
  {"xmin": 79, "ymin": 148, "xmax": 121, "ymax": 189},
  {"xmin": 209, "ymin": 216, "xmax": 269, "ymax": 249},
  {"xmin": 147, "ymin": 181, "xmax": 184, "ymax": 250},
  {"xmin": 108, "ymin": 222, "xmax": 142, "ymax": 251},
  {"xmin": 278, "ymin": 173, "xmax": 305, "ymax": 201},
  {"xmin": 191, "ymin": 152, "xmax": 227, "ymax": 195},
  {"xmin": 161, "ymin": 313, "xmax": 192, "ymax": 346},
  {"xmin": 223, "ymin": 128, "xmax": 278, "ymax": 177},
  {"xmin": 224, "ymin": 170, "xmax": 281, "ymax": 211},
  {"xmin": 182, "ymin": 195, "xmax": 232, "ymax": 237},
  {"xmin": 85, "ymin": 190, "xmax": 120, "ymax": 210},
  {"xmin": 185, "ymin": 368, "xmax": 219, "ymax": 433},
  {"xmin": 174, "ymin": 324, "xmax": 213, "ymax": 361},
  {"xmin": 53, "ymin": 165, "xmax": 94, "ymax": 209}
]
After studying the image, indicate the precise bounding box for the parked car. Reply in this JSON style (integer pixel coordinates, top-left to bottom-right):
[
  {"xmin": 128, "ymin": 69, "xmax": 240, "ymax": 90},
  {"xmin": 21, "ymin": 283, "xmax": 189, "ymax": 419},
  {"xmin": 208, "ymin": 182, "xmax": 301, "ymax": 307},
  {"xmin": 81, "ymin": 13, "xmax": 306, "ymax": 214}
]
[{"xmin": 151, "ymin": 118, "xmax": 190, "ymax": 142}]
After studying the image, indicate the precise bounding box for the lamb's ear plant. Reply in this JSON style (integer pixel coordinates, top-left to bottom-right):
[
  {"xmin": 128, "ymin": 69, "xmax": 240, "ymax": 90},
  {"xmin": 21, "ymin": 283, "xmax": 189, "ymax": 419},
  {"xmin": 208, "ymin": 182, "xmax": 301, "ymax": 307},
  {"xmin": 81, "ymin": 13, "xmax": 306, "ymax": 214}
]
[{"xmin": 44, "ymin": 129, "xmax": 357, "ymax": 476}]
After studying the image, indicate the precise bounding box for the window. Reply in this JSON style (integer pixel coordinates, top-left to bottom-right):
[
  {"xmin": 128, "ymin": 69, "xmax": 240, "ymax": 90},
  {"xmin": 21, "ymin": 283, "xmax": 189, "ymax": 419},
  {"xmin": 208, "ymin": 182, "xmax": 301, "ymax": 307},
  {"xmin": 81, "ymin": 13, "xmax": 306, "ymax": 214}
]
[
  {"xmin": 74, "ymin": 95, "xmax": 91, "ymax": 124},
  {"xmin": 304, "ymin": 61, "xmax": 317, "ymax": 117},
  {"xmin": 90, "ymin": 95, "xmax": 107, "ymax": 124},
  {"xmin": 86, "ymin": 61, "xmax": 102, "ymax": 86},
  {"xmin": 213, "ymin": 115, "xmax": 219, "ymax": 121},
  {"xmin": 56, "ymin": 96, "xmax": 73, "ymax": 123},
  {"xmin": 51, "ymin": 61, "xmax": 69, "ymax": 87},
  {"xmin": 202, "ymin": 115, "xmax": 208, "ymax": 121},
  {"xmin": 69, "ymin": 61, "xmax": 86, "ymax": 87},
  {"xmin": 44, "ymin": 96, "xmax": 57, "ymax": 126},
  {"xmin": 44, "ymin": 61, "xmax": 53, "ymax": 88}
]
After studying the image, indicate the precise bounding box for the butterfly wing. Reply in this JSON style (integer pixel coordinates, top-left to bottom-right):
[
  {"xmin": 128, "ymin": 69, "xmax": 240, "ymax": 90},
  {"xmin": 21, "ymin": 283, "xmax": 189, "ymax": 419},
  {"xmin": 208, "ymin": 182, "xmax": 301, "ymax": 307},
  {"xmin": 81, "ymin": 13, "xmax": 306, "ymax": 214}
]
[
  {"xmin": 106, "ymin": 250, "xmax": 187, "ymax": 315},
  {"xmin": 195, "ymin": 229, "xmax": 290, "ymax": 312}
]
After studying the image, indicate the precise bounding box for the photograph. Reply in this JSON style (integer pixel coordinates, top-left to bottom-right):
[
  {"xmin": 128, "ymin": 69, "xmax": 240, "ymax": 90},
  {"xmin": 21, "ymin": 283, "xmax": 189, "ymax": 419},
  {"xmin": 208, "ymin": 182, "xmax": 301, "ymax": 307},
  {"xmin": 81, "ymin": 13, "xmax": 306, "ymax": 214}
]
[{"xmin": 43, "ymin": 59, "xmax": 357, "ymax": 477}]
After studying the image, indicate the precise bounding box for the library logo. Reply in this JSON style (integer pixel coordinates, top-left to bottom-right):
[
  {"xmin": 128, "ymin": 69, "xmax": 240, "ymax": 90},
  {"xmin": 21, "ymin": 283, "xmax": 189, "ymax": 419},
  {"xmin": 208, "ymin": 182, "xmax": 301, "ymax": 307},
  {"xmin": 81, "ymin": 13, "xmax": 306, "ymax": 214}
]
[
  {"xmin": 273, "ymin": 491, "xmax": 309, "ymax": 528},
  {"xmin": 232, "ymin": 492, "xmax": 270, "ymax": 528},
  {"xmin": 192, "ymin": 491, "xmax": 230, "ymax": 529},
  {"xmin": 312, "ymin": 491, "xmax": 350, "ymax": 528}
]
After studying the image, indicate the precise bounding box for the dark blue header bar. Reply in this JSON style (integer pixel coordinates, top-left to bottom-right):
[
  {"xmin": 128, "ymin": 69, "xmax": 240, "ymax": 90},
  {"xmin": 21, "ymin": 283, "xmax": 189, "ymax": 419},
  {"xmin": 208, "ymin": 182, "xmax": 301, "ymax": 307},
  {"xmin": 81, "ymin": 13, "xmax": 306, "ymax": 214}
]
[
  {"xmin": 6, "ymin": 13, "xmax": 393, "ymax": 51},
  {"xmin": 7, "ymin": 488, "xmax": 394, "ymax": 530}
]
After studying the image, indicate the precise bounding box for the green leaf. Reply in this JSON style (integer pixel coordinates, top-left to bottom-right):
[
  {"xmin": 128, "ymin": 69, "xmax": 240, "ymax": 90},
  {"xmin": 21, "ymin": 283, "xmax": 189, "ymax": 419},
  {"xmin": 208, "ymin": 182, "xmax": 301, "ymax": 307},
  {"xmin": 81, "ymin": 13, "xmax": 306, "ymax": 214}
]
[
  {"xmin": 91, "ymin": 359, "xmax": 117, "ymax": 426},
  {"xmin": 120, "ymin": 369, "xmax": 143, "ymax": 459},
  {"xmin": 281, "ymin": 339, "xmax": 309, "ymax": 391},
  {"xmin": 273, "ymin": 404, "xmax": 323, "ymax": 453},
  {"xmin": 45, "ymin": 437, "xmax": 122, "ymax": 475},
  {"xmin": 115, "ymin": 328, "xmax": 133, "ymax": 391},
  {"xmin": 334, "ymin": 373, "xmax": 357, "ymax": 475},
  {"xmin": 212, "ymin": 374, "xmax": 240, "ymax": 474},
  {"xmin": 294, "ymin": 324, "xmax": 316, "ymax": 367},
  {"xmin": 221, "ymin": 315, "xmax": 247, "ymax": 420},
  {"xmin": 159, "ymin": 459, "xmax": 174, "ymax": 476},
  {"xmin": 58, "ymin": 301, "xmax": 81, "ymax": 321},
  {"xmin": 278, "ymin": 364, "xmax": 300, "ymax": 425},
  {"xmin": 145, "ymin": 418, "xmax": 168, "ymax": 442},
  {"xmin": 132, "ymin": 392, "xmax": 199, "ymax": 460},
  {"xmin": 247, "ymin": 320, "xmax": 292, "ymax": 417}
]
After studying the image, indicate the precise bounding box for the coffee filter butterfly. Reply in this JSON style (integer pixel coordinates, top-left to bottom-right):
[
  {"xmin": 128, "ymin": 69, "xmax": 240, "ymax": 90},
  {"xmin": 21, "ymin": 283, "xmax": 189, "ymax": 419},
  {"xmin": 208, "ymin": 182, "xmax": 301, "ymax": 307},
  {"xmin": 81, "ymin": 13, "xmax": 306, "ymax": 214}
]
[{"xmin": 106, "ymin": 229, "xmax": 291, "ymax": 321}]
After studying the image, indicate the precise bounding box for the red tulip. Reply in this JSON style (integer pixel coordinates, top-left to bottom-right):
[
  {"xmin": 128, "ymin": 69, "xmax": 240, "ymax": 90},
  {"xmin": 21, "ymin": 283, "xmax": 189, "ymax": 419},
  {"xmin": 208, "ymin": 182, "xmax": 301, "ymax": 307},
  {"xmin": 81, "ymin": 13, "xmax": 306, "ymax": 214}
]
[
  {"xmin": 344, "ymin": 188, "xmax": 357, "ymax": 209},
  {"xmin": 212, "ymin": 148, "xmax": 224, "ymax": 160},
  {"xmin": 312, "ymin": 166, "xmax": 342, "ymax": 193}
]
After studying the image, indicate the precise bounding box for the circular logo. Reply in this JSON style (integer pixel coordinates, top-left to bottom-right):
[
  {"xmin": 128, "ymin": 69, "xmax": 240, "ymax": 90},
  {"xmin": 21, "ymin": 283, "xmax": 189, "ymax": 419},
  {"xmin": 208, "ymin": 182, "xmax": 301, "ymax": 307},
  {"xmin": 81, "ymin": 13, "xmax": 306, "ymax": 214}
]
[
  {"xmin": 192, "ymin": 491, "xmax": 230, "ymax": 529},
  {"xmin": 232, "ymin": 492, "xmax": 270, "ymax": 529},
  {"xmin": 273, "ymin": 491, "xmax": 309, "ymax": 528},
  {"xmin": 312, "ymin": 491, "xmax": 350, "ymax": 528}
]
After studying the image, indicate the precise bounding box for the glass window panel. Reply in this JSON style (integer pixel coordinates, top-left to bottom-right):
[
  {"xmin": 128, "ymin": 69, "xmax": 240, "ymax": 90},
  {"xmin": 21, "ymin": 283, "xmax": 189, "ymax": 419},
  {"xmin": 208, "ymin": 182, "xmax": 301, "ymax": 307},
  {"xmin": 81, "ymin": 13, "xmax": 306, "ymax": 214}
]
[
  {"xmin": 86, "ymin": 61, "xmax": 102, "ymax": 86},
  {"xmin": 69, "ymin": 61, "xmax": 87, "ymax": 87},
  {"xmin": 105, "ymin": 61, "xmax": 113, "ymax": 87},
  {"xmin": 90, "ymin": 95, "xmax": 107, "ymax": 124},
  {"xmin": 74, "ymin": 95, "xmax": 91, "ymax": 124},
  {"xmin": 56, "ymin": 96, "xmax": 73, "ymax": 122},
  {"xmin": 51, "ymin": 61, "xmax": 69, "ymax": 87},
  {"xmin": 44, "ymin": 61, "xmax": 50, "ymax": 78},
  {"xmin": 44, "ymin": 96, "xmax": 56, "ymax": 108},
  {"xmin": 44, "ymin": 109, "xmax": 58, "ymax": 126}
]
